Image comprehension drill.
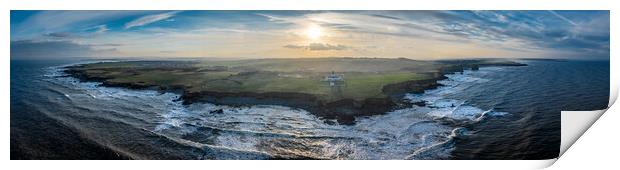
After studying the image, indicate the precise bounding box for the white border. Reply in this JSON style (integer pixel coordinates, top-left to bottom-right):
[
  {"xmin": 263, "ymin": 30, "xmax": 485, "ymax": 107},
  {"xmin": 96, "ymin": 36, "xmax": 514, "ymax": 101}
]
[{"xmin": 2, "ymin": 0, "xmax": 617, "ymax": 170}]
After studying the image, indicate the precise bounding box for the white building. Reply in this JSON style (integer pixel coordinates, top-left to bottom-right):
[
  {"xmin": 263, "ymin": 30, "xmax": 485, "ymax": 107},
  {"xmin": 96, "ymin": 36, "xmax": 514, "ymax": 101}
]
[{"xmin": 324, "ymin": 71, "xmax": 344, "ymax": 86}]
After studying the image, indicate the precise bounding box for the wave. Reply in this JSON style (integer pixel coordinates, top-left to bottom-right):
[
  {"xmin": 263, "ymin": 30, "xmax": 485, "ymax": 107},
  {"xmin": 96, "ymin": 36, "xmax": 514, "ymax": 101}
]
[{"xmin": 406, "ymin": 127, "xmax": 466, "ymax": 160}]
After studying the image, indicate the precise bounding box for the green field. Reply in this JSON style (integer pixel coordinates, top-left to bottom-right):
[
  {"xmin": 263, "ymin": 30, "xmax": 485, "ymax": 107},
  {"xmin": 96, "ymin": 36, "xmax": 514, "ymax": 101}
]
[{"xmin": 73, "ymin": 58, "xmax": 444, "ymax": 101}]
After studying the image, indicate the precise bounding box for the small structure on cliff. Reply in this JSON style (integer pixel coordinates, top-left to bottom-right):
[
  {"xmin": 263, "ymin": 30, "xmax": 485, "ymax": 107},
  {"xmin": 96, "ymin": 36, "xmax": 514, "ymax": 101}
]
[{"xmin": 323, "ymin": 71, "xmax": 344, "ymax": 86}]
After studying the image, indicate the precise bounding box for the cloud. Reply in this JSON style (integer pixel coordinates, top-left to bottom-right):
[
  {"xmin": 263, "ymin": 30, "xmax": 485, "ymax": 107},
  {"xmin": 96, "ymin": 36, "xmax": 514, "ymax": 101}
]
[
  {"xmin": 91, "ymin": 25, "xmax": 110, "ymax": 34},
  {"xmin": 368, "ymin": 14, "xmax": 403, "ymax": 20},
  {"xmin": 282, "ymin": 44, "xmax": 304, "ymax": 49},
  {"xmin": 10, "ymin": 40, "xmax": 117, "ymax": 60},
  {"xmin": 44, "ymin": 32, "xmax": 71, "ymax": 38},
  {"xmin": 12, "ymin": 11, "xmax": 149, "ymax": 39},
  {"xmin": 548, "ymin": 11, "xmax": 578, "ymax": 26},
  {"xmin": 159, "ymin": 50, "xmax": 176, "ymax": 53},
  {"xmin": 284, "ymin": 43, "xmax": 351, "ymax": 51},
  {"xmin": 255, "ymin": 13, "xmax": 287, "ymax": 23},
  {"xmin": 91, "ymin": 43, "xmax": 123, "ymax": 47},
  {"xmin": 124, "ymin": 11, "xmax": 179, "ymax": 29}
]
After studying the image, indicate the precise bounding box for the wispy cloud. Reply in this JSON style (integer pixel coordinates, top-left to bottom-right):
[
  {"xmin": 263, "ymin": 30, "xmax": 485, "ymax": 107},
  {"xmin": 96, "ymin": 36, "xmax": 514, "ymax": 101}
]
[
  {"xmin": 125, "ymin": 11, "xmax": 179, "ymax": 29},
  {"xmin": 80, "ymin": 24, "xmax": 111, "ymax": 34},
  {"xmin": 91, "ymin": 25, "xmax": 110, "ymax": 34},
  {"xmin": 13, "ymin": 11, "xmax": 148, "ymax": 39},
  {"xmin": 44, "ymin": 32, "xmax": 71, "ymax": 38},
  {"xmin": 548, "ymin": 11, "xmax": 578, "ymax": 26},
  {"xmin": 284, "ymin": 43, "xmax": 351, "ymax": 51},
  {"xmin": 10, "ymin": 40, "xmax": 117, "ymax": 59},
  {"xmin": 159, "ymin": 50, "xmax": 176, "ymax": 54}
]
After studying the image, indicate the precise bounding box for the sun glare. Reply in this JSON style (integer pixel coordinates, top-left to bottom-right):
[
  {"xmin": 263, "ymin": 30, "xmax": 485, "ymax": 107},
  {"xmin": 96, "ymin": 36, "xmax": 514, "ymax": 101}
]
[{"xmin": 306, "ymin": 24, "xmax": 322, "ymax": 40}]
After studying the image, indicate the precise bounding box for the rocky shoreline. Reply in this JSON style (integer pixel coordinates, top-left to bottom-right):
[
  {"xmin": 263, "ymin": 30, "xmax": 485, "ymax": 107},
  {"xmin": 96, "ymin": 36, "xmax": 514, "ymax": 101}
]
[{"xmin": 63, "ymin": 62, "xmax": 526, "ymax": 125}]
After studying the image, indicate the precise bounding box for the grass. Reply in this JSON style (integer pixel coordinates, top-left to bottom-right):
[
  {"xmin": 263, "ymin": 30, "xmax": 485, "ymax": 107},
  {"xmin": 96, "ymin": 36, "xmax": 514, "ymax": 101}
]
[
  {"xmin": 75, "ymin": 58, "xmax": 440, "ymax": 101},
  {"xmin": 340, "ymin": 72, "xmax": 429, "ymax": 100}
]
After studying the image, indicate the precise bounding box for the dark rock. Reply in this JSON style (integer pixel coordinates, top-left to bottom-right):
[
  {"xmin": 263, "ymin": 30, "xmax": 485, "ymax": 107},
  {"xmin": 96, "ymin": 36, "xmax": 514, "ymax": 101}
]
[
  {"xmin": 210, "ymin": 109, "xmax": 224, "ymax": 114},
  {"xmin": 412, "ymin": 101, "xmax": 426, "ymax": 107}
]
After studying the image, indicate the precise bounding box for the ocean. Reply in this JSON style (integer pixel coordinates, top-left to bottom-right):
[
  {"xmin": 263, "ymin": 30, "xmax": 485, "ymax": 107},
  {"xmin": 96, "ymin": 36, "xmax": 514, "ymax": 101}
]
[{"xmin": 10, "ymin": 59, "xmax": 609, "ymax": 159}]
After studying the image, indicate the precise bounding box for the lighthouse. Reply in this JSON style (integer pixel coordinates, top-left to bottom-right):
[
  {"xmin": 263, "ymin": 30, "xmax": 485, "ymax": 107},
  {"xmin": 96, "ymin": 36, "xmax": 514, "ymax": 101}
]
[{"xmin": 324, "ymin": 71, "xmax": 344, "ymax": 86}]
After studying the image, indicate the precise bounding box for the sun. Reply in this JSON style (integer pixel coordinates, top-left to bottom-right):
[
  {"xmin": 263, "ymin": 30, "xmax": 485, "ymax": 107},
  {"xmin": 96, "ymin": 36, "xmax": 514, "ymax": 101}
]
[{"xmin": 305, "ymin": 24, "xmax": 322, "ymax": 40}]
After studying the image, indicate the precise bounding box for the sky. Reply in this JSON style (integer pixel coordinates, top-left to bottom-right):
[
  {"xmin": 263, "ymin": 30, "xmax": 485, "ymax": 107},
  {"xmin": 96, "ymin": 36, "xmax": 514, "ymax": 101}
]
[{"xmin": 10, "ymin": 10, "xmax": 610, "ymax": 60}]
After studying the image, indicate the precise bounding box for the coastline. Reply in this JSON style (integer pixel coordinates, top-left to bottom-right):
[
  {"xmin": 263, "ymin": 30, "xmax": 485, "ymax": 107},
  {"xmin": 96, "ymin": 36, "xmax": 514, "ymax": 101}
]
[{"xmin": 63, "ymin": 61, "xmax": 526, "ymax": 125}]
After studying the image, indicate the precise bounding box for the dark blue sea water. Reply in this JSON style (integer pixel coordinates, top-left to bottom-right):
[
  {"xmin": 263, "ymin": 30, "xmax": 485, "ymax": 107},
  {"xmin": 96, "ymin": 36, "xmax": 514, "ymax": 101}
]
[
  {"xmin": 10, "ymin": 59, "xmax": 609, "ymax": 159},
  {"xmin": 448, "ymin": 60, "xmax": 609, "ymax": 159}
]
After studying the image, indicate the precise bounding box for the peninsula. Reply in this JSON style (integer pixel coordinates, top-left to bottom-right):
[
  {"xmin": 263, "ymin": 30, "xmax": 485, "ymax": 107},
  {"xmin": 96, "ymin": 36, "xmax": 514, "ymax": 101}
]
[{"xmin": 64, "ymin": 57, "xmax": 526, "ymax": 124}]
